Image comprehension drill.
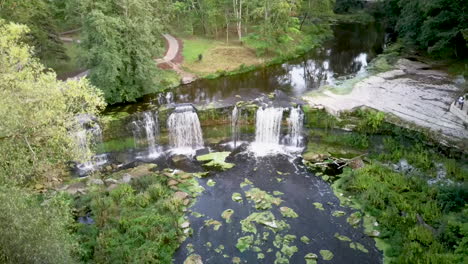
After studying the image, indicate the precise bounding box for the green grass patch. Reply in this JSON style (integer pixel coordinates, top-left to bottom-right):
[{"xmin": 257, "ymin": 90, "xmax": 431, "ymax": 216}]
[{"xmin": 182, "ymin": 37, "xmax": 218, "ymax": 63}]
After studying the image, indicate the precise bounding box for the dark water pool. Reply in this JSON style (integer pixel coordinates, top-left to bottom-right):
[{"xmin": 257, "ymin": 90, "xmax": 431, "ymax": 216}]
[{"xmin": 173, "ymin": 152, "xmax": 381, "ymax": 264}]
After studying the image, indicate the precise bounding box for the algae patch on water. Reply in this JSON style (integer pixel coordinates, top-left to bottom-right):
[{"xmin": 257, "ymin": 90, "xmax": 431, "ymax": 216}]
[
  {"xmin": 245, "ymin": 188, "xmax": 283, "ymax": 210},
  {"xmin": 240, "ymin": 178, "xmax": 253, "ymax": 188},
  {"xmin": 241, "ymin": 211, "xmax": 290, "ymax": 234},
  {"xmin": 332, "ymin": 210, "xmax": 346, "ymax": 217},
  {"xmin": 350, "ymin": 242, "xmax": 369, "ymax": 253},
  {"xmin": 196, "ymin": 152, "xmax": 235, "ymax": 170},
  {"xmin": 319, "ymin": 249, "xmax": 334, "ymax": 260},
  {"xmin": 313, "ymin": 202, "xmax": 324, "ymax": 210},
  {"xmin": 221, "ymin": 209, "xmax": 234, "ymax": 223},
  {"xmin": 204, "ymin": 219, "xmax": 222, "ymax": 231},
  {"xmin": 280, "ymin": 206, "xmax": 299, "ymax": 218},
  {"xmin": 236, "ymin": 235, "xmax": 254, "ymax": 252},
  {"xmin": 300, "ymin": 236, "xmax": 310, "ymax": 244},
  {"xmin": 334, "ymin": 233, "xmax": 352, "ymax": 242},
  {"xmin": 304, "ymin": 253, "xmax": 318, "ymax": 264},
  {"xmin": 207, "ymin": 179, "xmax": 216, "ymax": 186},
  {"xmin": 232, "ymin": 192, "xmax": 243, "ymax": 203}
]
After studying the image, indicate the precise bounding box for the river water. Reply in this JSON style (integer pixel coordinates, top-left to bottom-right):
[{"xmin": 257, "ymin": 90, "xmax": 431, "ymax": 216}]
[
  {"xmin": 99, "ymin": 22, "xmax": 386, "ymax": 264},
  {"xmin": 105, "ymin": 22, "xmax": 384, "ymax": 114}
]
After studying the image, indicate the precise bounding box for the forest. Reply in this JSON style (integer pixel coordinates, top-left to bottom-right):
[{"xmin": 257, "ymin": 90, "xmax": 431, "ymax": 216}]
[{"xmin": 0, "ymin": 0, "xmax": 467, "ymax": 263}]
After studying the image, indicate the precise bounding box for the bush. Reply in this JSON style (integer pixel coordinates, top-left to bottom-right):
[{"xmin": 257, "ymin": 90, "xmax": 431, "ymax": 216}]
[{"xmin": 0, "ymin": 187, "xmax": 78, "ymax": 263}]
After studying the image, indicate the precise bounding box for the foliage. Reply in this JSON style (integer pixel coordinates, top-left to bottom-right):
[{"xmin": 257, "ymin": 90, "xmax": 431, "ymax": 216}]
[
  {"xmin": 356, "ymin": 109, "xmax": 385, "ymax": 133},
  {"xmin": 74, "ymin": 173, "xmax": 185, "ymax": 263},
  {"xmin": 379, "ymin": 0, "xmax": 468, "ymax": 58},
  {"xmin": 0, "ymin": 187, "xmax": 78, "ymax": 263},
  {"xmin": 335, "ymin": 164, "xmax": 467, "ymax": 263},
  {"xmin": 0, "ymin": 0, "xmax": 66, "ymax": 61},
  {"xmin": 75, "ymin": 0, "xmax": 171, "ymax": 103},
  {"xmin": 334, "ymin": 0, "xmax": 363, "ymax": 14},
  {"xmin": 0, "ymin": 20, "xmax": 106, "ymax": 185}
]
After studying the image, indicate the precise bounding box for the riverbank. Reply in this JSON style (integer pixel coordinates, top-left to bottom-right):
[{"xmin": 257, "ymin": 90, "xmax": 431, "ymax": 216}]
[
  {"xmin": 178, "ymin": 24, "xmax": 333, "ymax": 80},
  {"xmin": 304, "ymin": 58, "xmax": 468, "ymax": 150}
]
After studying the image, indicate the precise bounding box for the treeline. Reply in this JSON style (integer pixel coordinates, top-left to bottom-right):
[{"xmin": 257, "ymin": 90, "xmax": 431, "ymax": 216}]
[
  {"xmin": 172, "ymin": 0, "xmax": 334, "ymax": 53},
  {"xmin": 0, "ymin": 0, "xmax": 336, "ymax": 104},
  {"xmin": 376, "ymin": 0, "xmax": 468, "ymax": 58}
]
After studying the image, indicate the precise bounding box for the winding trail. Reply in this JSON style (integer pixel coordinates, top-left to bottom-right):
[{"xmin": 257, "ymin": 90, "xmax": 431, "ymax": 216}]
[{"xmin": 60, "ymin": 32, "xmax": 195, "ymax": 83}]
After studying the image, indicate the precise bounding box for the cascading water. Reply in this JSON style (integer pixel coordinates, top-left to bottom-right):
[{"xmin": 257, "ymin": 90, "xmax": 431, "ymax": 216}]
[
  {"xmin": 284, "ymin": 106, "xmax": 304, "ymax": 149},
  {"xmin": 167, "ymin": 104, "xmax": 204, "ymax": 154},
  {"xmin": 250, "ymin": 107, "xmax": 284, "ymax": 156},
  {"xmin": 166, "ymin": 92, "xmax": 174, "ymax": 104},
  {"xmin": 354, "ymin": 53, "xmax": 368, "ymax": 74},
  {"xmin": 74, "ymin": 114, "xmax": 107, "ymax": 174},
  {"xmin": 231, "ymin": 106, "xmax": 240, "ymax": 148},
  {"xmin": 130, "ymin": 111, "xmax": 161, "ymax": 158}
]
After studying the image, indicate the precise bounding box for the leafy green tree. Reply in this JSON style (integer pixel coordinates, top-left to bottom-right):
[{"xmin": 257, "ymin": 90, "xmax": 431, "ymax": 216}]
[
  {"xmin": 0, "ymin": 20, "xmax": 106, "ymax": 185},
  {"xmin": 0, "ymin": 0, "xmax": 66, "ymax": 61},
  {"xmin": 0, "ymin": 187, "xmax": 78, "ymax": 263},
  {"xmin": 76, "ymin": 0, "xmax": 170, "ymax": 103}
]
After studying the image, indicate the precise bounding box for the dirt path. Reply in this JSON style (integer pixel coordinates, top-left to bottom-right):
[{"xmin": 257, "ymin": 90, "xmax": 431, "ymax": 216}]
[
  {"xmin": 60, "ymin": 32, "xmax": 196, "ymax": 84},
  {"xmin": 304, "ymin": 59, "xmax": 468, "ymax": 149}
]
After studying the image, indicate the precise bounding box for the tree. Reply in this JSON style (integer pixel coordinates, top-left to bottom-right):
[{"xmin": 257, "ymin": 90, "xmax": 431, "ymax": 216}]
[
  {"xmin": 0, "ymin": 20, "xmax": 106, "ymax": 185},
  {"xmin": 76, "ymin": 0, "xmax": 169, "ymax": 103},
  {"xmin": 0, "ymin": 0, "xmax": 66, "ymax": 61}
]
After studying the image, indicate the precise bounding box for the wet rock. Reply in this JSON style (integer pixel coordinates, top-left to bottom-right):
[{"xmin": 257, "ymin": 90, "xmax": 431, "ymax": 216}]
[
  {"xmin": 104, "ymin": 178, "xmax": 119, "ymax": 185},
  {"xmin": 168, "ymin": 179, "xmax": 179, "ymax": 186},
  {"xmin": 89, "ymin": 179, "xmax": 104, "ymax": 185},
  {"xmin": 183, "ymin": 254, "xmax": 203, "ymax": 264},
  {"xmin": 181, "ymin": 173, "xmax": 192, "ymax": 180},
  {"xmin": 349, "ymin": 159, "xmax": 365, "ymax": 169},
  {"xmin": 174, "ymin": 191, "xmax": 189, "ymax": 200},
  {"xmin": 171, "ymin": 154, "xmax": 188, "ymax": 164},
  {"xmin": 121, "ymin": 173, "xmax": 132, "ymax": 183},
  {"xmin": 183, "ymin": 198, "xmax": 191, "ymax": 206},
  {"xmin": 180, "ymin": 221, "xmax": 190, "ymax": 229},
  {"xmin": 105, "ymin": 165, "xmax": 113, "ymax": 171}
]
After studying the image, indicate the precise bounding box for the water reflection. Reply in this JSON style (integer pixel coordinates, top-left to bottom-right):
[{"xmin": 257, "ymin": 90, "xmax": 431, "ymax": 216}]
[{"xmin": 106, "ymin": 22, "xmax": 384, "ymax": 114}]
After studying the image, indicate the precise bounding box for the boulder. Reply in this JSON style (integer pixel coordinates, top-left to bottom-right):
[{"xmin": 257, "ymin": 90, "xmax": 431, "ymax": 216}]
[
  {"xmin": 174, "ymin": 191, "xmax": 189, "ymax": 200},
  {"xmin": 89, "ymin": 179, "xmax": 104, "ymax": 185},
  {"xmin": 168, "ymin": 179, "xmax": 179, "ymax": 186},
  {"xmin": 121, "ymin": 173, "xmax": 132, "ymax": 183}
]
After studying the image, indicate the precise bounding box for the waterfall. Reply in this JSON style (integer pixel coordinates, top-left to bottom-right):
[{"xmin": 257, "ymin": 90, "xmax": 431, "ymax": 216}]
[
  {"xmin": 74, "ymin": 114, "xmax": 107, "ymax": 174},
  {"xmin": 167, "ymin": 104, "xmax": 204, "ymax": 153},
  {"xmin": 285, "ymin": 106, "xmax": 304, "ymax": 148},
  {"xmin": 166, "ymin": 92, "xmax": 174, "ymax": 104},
  {"xmin": 254, "ymin": 107, "xmax": 284, "ymax": 144},
  {"xmin": 354, "ymin": 53, "xmax": 368, "ymax": 74},
  {"xmin": 231, "ymin": 106, "xmax": 240, "ymax": 148},
  {"xmin": 130, "ymin": 111, "xmax": 161, "ymax": 158}
]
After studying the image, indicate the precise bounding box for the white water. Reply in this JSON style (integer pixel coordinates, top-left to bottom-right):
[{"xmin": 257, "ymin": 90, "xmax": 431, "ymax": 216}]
[
  {"xmin": 250, "ymin": 107, "xmax": 284, "ymax": 156},
  {"xmin": 231, "ymin": 106, "xmax": 240, "ymax": 148},
  {"xmin": 285, "ymin": 106, "xmax": 304, "ymax": 149},
  {"xmin": 354, "ymin": 53, "xmax": 368, "ymax": 74},
  {"xmin": 74, "ymin": 115, "xmax": 107, "ymax": 174},
  {"xmin": 130, "ymin": 111, "xmax": 161, "ymax": 158},
  {"xmin": 167, "ymin": 105, "xmax": 204, "ymax": 155}
]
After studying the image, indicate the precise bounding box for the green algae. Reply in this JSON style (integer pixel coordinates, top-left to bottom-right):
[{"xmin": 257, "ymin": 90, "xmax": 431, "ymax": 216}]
[
  {"xmin": 214, "ymin": 245, "xmax": 225, "ymax": 253},
  {"xmin": 232, "ymin": 256, "xmax": 241, "ymax": 263},
  {"xmin": 252, "ymin": 246, "xmax": 262, "ymax": 252},
  {"xmin": 332, "ymin": 210, "xmax": 346, "ymax": 217},
  {"xmin": 245, "ymin": 188, "xmax": 283, "ymax": 210},
  {"xmin": 191, "ymin": 211, "xmax": 205, "ymax": 218},
  {"xmin": 334, "ymin": 233, "xmax": 352, "ymax": 242},
  {"xmin": 347, "ymin": 212, "xmax": 362, "ymax": 227},
  {"xmin": 276, "ymin": 178, "xmax": 283, "ymax": 182},
  {"xmin": 240, "ymin": 178, "xmax": 253, "ymax": 188},
  {"xmin": 300, "ymin": 236, "xmax": 310, "ymax": 244},
  {"xmin": 319, "ymin": 250, "xmax": 334, "ymax": 261},
  {"xmin": 232, "ymin": 192, "xmax": 243, "ymax": 203},
  {"xmin": 207, "ymin": 179, "xmax": 216, "ymax": 186},
  {"xmin": 236, "ymin": 235, "xmax": 254, "ymax": 252},
  {"xmin": 193, "ymin": 172, "xmax": 210, "ymax": 178},
  {"xmin": 186, "ymin": 243, "xmax": 194, "ymax": 254},
  {"xmin": 205, "ymin": 242, "xmax": 212, "ymax": 248},
  {"xmin": 281, "ymin": 245, "xmax": 298, "ymax": 258},
  {"xmin": 304, "ymin": 253, "xmax": 318, "ymax": 264},
  {"xmin": 274, "ymin": 252, "xmax": 289, "ymax": 264},
  {"xmin": 273, "ymin": 191, "xmax": 284, "ymax": 196},
  {"xmin": 350, "ymin": 242, "xmax": 369, "ymax": 253},
  {"xmin": 184, "ymin": 254, "xmax": 203, "ymax": 264},
  {"xmin": 196, "ymin": 152, "xmax": 235, "ymax": 170},
  {"xmin": 258, "ymin": 253, "xmax": 265, "ymax": 259},
  {"xmin": 262, "ymin": 232, "xmax": 270, "ymax": 241},
  {"xmin": 279, "ymin": 206, "xmax": 299, "ymax": 218},
  {"xmin": 313, "ymin": 202, "xmax": 324, "ymax": 210},
  {"xmin": 204, "ymin": 219, "xmax": 222, "ymax": 231},
  {"xmin": 241, "ymin": 211, "xmax": 290, "ymax": 234},
  {"xmin": 221, "ymin": 209, "xmax": 234, "ymax": 223}
]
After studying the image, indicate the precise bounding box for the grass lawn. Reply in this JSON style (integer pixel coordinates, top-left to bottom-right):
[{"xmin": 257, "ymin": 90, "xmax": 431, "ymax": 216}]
[{"xmin": 181, "ymin": 37, "xmax": 266, "ymax": 76}]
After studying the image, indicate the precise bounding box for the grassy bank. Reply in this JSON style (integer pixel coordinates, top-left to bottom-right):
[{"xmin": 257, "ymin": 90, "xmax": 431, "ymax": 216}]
[
  {"xmin": 180, "ymin": 24, "xmax": 333, "ymax": 79},
  {"xmin": 302, "ymin": 107, "xmax": 468, "ymax": 264}
]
